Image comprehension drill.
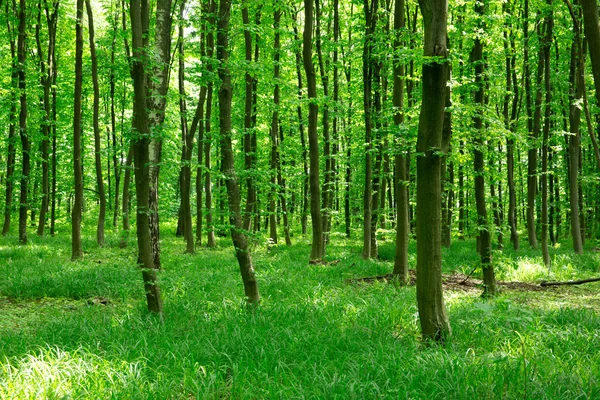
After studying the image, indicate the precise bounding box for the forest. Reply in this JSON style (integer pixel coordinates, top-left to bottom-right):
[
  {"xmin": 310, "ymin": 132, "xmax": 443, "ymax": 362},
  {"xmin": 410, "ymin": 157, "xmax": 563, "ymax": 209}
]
[{"xmin": 0, "ymin": 0, "xmax": 599, "ymax": 397}]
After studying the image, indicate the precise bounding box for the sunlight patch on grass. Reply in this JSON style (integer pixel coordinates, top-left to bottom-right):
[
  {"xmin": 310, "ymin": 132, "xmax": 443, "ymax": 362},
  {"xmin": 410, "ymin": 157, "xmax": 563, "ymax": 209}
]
[{"xmin": 0, "ymin": 346, "xmax": 146, "ymax": 399}]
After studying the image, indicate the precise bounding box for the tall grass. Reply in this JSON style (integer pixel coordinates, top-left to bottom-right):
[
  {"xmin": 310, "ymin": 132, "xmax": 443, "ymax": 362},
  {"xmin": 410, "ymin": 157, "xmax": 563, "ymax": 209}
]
[{"xmin": 0, "ymin": 225, "xmax": 599, "ymax": 398}]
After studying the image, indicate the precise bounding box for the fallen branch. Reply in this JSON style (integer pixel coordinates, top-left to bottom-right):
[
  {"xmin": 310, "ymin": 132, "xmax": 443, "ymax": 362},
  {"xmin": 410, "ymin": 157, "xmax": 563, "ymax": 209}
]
[{"xmin": 540, "ymin": 277, "xmax": 600, "ymax": 287}]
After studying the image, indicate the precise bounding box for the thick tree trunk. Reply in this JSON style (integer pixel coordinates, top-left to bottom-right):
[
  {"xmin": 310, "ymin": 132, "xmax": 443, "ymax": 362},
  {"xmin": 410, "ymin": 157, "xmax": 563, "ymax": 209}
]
[
  {"xmin": 217, "ymin": 0, "xmax": 260, "ymax": 304},
  {"xmin": 304, "ymin": 0, "xmax": 325, "ymax": 262},
  {"xmin": 415, "ymin": 0, "xmax": 451, "ymax": 342},
  {"xmin": 86, "ymin": 0, "xmax": 107, "ymax": 247},
  {"xmin": 72, "ymin": 0, "xmax": 84, "ymax": 257},
  {"xmin": 130, "ymin": 0, "xmax": 171, "ymax": 318}
]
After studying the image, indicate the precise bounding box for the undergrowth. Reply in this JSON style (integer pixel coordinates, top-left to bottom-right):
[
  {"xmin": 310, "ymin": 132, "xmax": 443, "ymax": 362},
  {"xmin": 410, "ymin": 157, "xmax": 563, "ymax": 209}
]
[{"xmin": 0, "ymin": 224, "xmax": 599, "ymax": 399}]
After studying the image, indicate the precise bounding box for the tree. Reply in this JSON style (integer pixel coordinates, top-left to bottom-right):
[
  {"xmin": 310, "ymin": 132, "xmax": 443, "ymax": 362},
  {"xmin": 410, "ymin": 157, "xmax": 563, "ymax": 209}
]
[
  {"xmin": 415, "ymin": 0, "xmax": 451, "ymax": 342},
  {"xmin": 2, "ymin": 0, "xmax": 18, "ymax": 237},
  {"xmin": 129, "ymin": 0, "xmax": 174, "ymax": 317},
  {"xmin": 393, "ymin": 0, "xmax": 409, "ymax": 283},
  {"xmin": 216, "ymin": 0, "xmax": 260, "ymax": 304},
  {"xmin": 304, "ymin": 0, "xmax": 325, "ymax": 262},
  {"xmin": 72, "ymin": 0, "xmax": 84, "ymax": 258},
  {"xmin": 86, "ymin": 0, "xmax": 107, "ymax": 247},
  {"xmin": 471, "ymin": 0, "xmax": 497, "ymax": 296}
]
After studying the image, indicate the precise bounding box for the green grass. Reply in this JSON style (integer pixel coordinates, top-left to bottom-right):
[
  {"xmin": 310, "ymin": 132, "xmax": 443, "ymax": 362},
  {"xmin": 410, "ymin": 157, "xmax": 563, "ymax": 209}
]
[{"xmin": 1, "ymin": 224, "xmax": 599, "ymax": 399}]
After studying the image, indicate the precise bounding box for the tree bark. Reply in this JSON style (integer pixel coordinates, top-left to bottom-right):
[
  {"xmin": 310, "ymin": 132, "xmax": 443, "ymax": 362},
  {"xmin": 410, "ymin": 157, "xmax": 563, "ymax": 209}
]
[
  {"xmin": 415, "ymin": 0, "xmax": 451, "ymax": 342},
  {"xmin": 146, "ymin": 0, "xmax": 174, "ymax": 270},
  {"xmin": 178, "ymin": 0, "xmax": 195, "ymax": 254},
  {"xmin": 119, "ymin": 145, "xmax": 133, "ymax": 248},
  {"xmin": 504, "ymin": 4, "xmax": 519, "ymax": 250},
  {"xmin": 540, "ymin": 4, "xmax": 553, "ymax": 267},
  {"xmin": 86, "ymin": 0, "xmax": 107, "ymax": 247},
  {"xmin": 392, "ymin": 0, "xmax": 409, "ymax": 283},
  {"xmin": 362, "ymin": 0, "xmax": 378, "ymax": 259},
  {"xmin": 304, "ymin": 0, "xmax": 325, "ymax": 262},
  {"xmin": 2, "ymin": 6, "xmax": 17, "ymax": 236},
  {"xmin": 72, "ymin": 0, "xmax": 84, "ymax": 257},
  {"xmin": 217, "ymin": 0, "xmax": 260, "ymax": 304},
  {"xmin": 471, "ymin": 0, "xmax": 497, "ymax": 297},
  {"xmin": 130, "ymin": 0, "xmax": 170, "ymax": 317}
]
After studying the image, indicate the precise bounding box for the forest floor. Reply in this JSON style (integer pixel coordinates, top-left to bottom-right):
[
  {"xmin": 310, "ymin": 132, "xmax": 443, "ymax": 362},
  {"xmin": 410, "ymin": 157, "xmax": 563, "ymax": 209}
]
[{"xmin": 0, "ymin": 223, "xmax": 599, "ymax": 399}]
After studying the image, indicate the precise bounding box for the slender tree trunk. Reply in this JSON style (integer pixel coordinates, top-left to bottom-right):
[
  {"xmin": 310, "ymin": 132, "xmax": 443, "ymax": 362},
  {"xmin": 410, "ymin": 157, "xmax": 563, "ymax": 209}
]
[
  {"xmin": 293, "ymin": 19, "xmax": 308, "ymax": 236},
  {"xmin": 316, "ymin": 0, "xmax": 332, "ymax": 245},
  {"xmin": 471, "ymin": 0, "xmax": 497, "ymax": 297},
  {"xmin": 204, "ymin": 8, "xmax": 217, "ymax": 248},
  {"xmin": 217, "ymin": 0, "xmax": 260, "ymax": 304},
  {"xmin": 86, "ymin": 0, "xmax": 107, "ymax": 247},
  {"xmin": 2, "ymin": 11, "xmax": 17, "ymax": 236},
  {"xmin": 415, "ymin": 0, "xmax": 451, "ymax": 342},
  {"xmin": 441, "ymin": 75, "xmax": 452, "ymax": 249},
  {"xmin": 146, "ymin": 0, "xmax": 173, "ymax": 270},
  {"xmin": 110, "ymin": 15, "xmax": 121, "ymax": 229},
  {"xmin": 205, "ymin": 84, "xmax": 217, "ymax": 248},
  {"xmin": 504, "ymin": 7, "xmax": 519, "ymax": 250},
  {"xmin": 178, "ymin": 0, "xmax": 195, "ymax": 254},
  {"xmin": 50, "ymin": 44, "xmax": 58, "ymax": 236},
  {"xmin": 540, "ymin": 4, "xmax": 553, "ymax": 267},
  {"xmin": 304, "ymin": 0, "xmax": 325, "ymax": 262},
  {"xmin": 362, "ymin": 0, "xmax": 377, "ymax": 259},
  {"xmin": 392, "ymin": 0, "xmax": 409, "ymax": 283},
  {"xmin": 16, "ymin": 0, "xmax": 30, "ymax": 245},
  {"xmin": 72, "ymin": 0, "xmax": 84, "ymax": 256},
  {"xmin": 119, "ymin": 145, "xmax": 133, "ymax": 248},
  {"xmin": 35, "ymin": 4, "xmax": 56, "ymax": 236},
  {"xmin": 242, "ymin": 4, "xmax": 258, "ymax": 231}
]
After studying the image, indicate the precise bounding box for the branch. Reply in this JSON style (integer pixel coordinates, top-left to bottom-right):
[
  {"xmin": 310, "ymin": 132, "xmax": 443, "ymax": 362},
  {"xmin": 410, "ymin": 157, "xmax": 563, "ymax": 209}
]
[{"xmin": 540, "ymin": 277, "xmax": 600, "ymax": 287}]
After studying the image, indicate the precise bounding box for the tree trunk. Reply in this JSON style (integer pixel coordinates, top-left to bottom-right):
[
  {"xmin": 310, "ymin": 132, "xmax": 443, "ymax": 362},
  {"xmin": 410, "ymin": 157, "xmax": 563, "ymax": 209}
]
[
  {"xmin": 217, "ymin": 0, "xmax": 260, "ymax": 304},
  {"xmin": 304, "ymin": 0, "xmax": 325, "ymax": 262},
  {"xmin": 178, "ymin": 0, "xmax": 195, "ymax": 254},
  {"xmin": 86, "ymin": 0, "xmax": 107, "ymax": 247},
  {"xmin": 392, "ymin": 0, "xmax": 408, "ymax": 283},
  {"xmin": 415, "ymin": 0, "xmax": 451, "ymax": 342},
  {"xmin": 242, "ymin": 5, "xmax": 258, "ymax": 231},
  {"xmin": 145, "ymin": 0, "xmax": 174, "ymax": 270},
  {"xmin": 504, "ymin": 8, "xmax": 519, "ymax": 250},
  {"xmin": 540, "ymin": 4, "xmax": 553, "ymax": 267},
  {"xmin": 204, "ymin": 8, "xmax": 217, "ymax": 248},
  {"xmin": 35, "ymin": 4, "xmax": 57, "ymax": 237},
  {"xmin": 72, "ymin": 0, "xmax": 84, "ymax": 257},
  {"xmin": 471, "ymin": 0, "xmax": 497, "ymax": 297},
  {"xmin": 316, "ymin": 0, "xmax": 332, "ymax": 245},
  {"xmin": 119, "ymin": 146, "xmax": 133, "ymax": 248},
  {"xmin": 362, "ymin": 0, "xmax": 378, "ymax": 259},
  {"xmin": 2, "ymin": 9, "xmax": 17, "ymax": 236},
  {"xmin": 130, "ymin": 0, "xmax": 171, "ymax": 318},
  {"xmin": 292, "ymin": 18, "xmax": 309, "ymax": 236}
]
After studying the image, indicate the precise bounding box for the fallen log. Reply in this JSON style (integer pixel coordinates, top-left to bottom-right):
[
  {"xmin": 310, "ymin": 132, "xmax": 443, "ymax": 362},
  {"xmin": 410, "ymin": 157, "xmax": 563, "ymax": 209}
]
[{"xmin": 540, "ymin": 277, "xmax": 600, "ymax": 287}]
